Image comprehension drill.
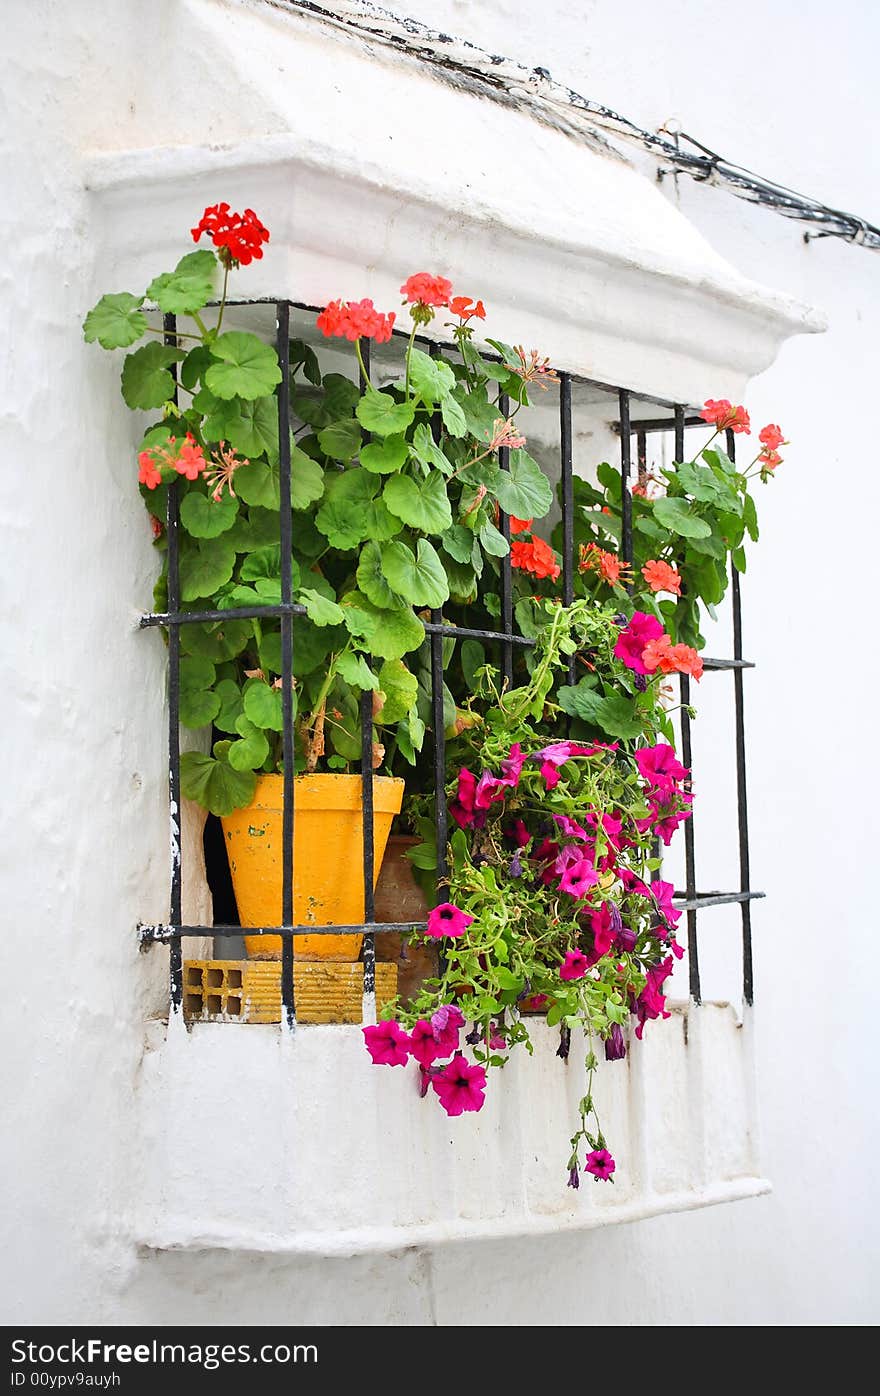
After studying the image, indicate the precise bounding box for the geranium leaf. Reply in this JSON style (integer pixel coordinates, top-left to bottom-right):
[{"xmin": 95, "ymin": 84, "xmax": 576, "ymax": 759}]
[
  {"xmin": 410, "ymin": 422, "xmax": 453, "ymax": 475},
  {"xmin": 205, "ymin": 332, "xmax": 282, "ymax": 401},
  {"xmin": 180, "ymin": 345, "xmax": 214, "ymax": 392},
  {"xmin": 376, "ymin": 658, "xmax": 418, "ymax": 723},
  {"xmin": 179, "ymin": 489, "xmax": 239, "ymax": 539},
  {"xmin": 321, "ymin": 374, "xmax": 361, "ymax": 418},
  {"xmin": 180, "ymin": 618, "xmax": 251, "ymax": 660},
  {"xmin": 356, "ymin": 391, "xmax": 416, "ymax": 437},
  {"xmin": 214, "ymin": 678, "xmax": 245, "ymax": 733},
  {"xmin": 121, "ymin": 342, "xmax": 186, "ymax": 410},
  {"xmin": 652, "ymin": 496, "xmax": 712, "ymax": 539},
  {"xmin": 147, "ymin": 250, "xmax": 218, "ymax": 316},
  {"xmin": 357, "ymin": 539, "xmax": 407, "ymax": 608},
  {"xmin": 360, "ymin": 435, "xmax": 410, "ymax": 474},
  {"xmin": 298, "ymin": 587, "xmax": 344, "ymax": 627},
  {"xmin": 439, "ymin": 392, "xmax": 468, "ymax": 437},
  {"xmin": 318, "ymin": 418, "xmax": 363, "ymax": 462},
  {"xmin": 227, "ymin": 716, "xmax": 270, "ymax": 772},
  {"xmin": 291, "ymin": 450, "xmax": 326, "ymax": 510},
  {"xmin": 221, "ymin": 395, "xmax": 280, "ymax": 463},
  {"xmin": 243, "ymin": 680, "xmax": 284, "ymax": 732},
  {"xmin": 337, "ymin": 651, "xmax": 380, "ymax": 691},
  {"xmin": 491, "ymin": 449, "xmax": 553, "ymax": 520},
  {"xmin": 406, "ymin": 348, "xmax": 456, "ymax": 406},
  {"xmin": 479, "ymin": 520, "xmax": 509, "ymax": 557},
  {"xmin": 179, "ymin": 537, "xmax": 236, "ymax": 601},
  {"xmin": 316, "ymin": 470, "xmax": 380, "ymax": 548},
  {"xmin": 383, "ymin": 472, "xmax": 452, "ymax": 533},
  {"xmin": 380, "ymin": 538, "xmax": 449, "ymax": 607},
  {"xmin": 339, "ymin": 592, "xmax": 425, "ymax": 659},
  {"xmin": 179, "ymin": 688, "xmax": 222, "ymax": 729},
  {"xmin": 83, "ymin": 292, "xmax": 147, "ymax": 350},
  {"xmin": 180, "ymin": 749, "xmax": 256, "ymax": 816},
  {"xmin": 440, "ymin": 525, "xmax": 476, "ymax": 564}
]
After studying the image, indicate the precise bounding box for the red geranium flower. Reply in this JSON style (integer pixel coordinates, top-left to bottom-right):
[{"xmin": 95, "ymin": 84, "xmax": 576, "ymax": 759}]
[
  {"xmin": 509, "ymin": 516, "xmax": 533, "ymax": 535},
  {"xmin": 191, "ymin": 203, "xmax": 270, "ymax": 267},
  {"xmin": 449, "ymin": 295, "xmax": 486, "ymax": 322},
  {"xmin": 759, "ymin": 423, "xmax": 785, "ymax": 450},
  {"xmin": 511, "ymin": 536, "xmax": 561, "ymax": 581},
  {"xmin": 316, "ymin": 297, "xmax": 395, "ymax": 344},
  {"xmin": 641, "ymin": 559, "xmax": 681, "ymax": 595},
  {"xmin": 400, "ymin": 272, "xmax": 453, "ymax": 307},
  {"xmin": 700, "ymin": 399, "xmax": 751, "ymax": 434}
]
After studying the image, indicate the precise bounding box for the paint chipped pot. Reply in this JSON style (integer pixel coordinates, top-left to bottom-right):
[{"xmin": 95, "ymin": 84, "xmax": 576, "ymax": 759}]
[{"xmin": 221, "ymin": 773, "xmax": 404, "ymax": 961}]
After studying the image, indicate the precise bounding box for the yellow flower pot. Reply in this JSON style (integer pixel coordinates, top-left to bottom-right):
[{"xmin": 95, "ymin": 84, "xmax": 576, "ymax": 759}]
[{"xmin": 221, "ymin": 773, "xmax": 404, "ymax": 961}]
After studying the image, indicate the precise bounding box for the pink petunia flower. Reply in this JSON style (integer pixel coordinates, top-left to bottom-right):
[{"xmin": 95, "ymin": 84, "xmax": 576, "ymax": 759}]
[
  {"xmin": 363, "ymin": 1020, "xmax": 410, "ymax": 1067},
  {"xmin": 635, "ymin": 743, "xmax": 688, "ymax": 789},
  {"xmin": 560, "ymin": 949, "xmax": 589, "ymax": 981},
  {"xmin": 426, "ymin": 903, "xmax": 474, "ymax": 939},
  {"xmin": 589, "ymin": 904, "xmax": 615, "ymax": 957},
  {"xmin": 614, "ymin": 611, "xmax": 664, "ymax": 675},
  {"xmin": 559, "ymin": 858, "xmax": 600, "ymax": 899},
  {"xmin": 408, "ymin": 1019, "xmax": 446, "ymax": 1068},
  {"xmin": 500, "ymin": 742, "xmax": 527, "ymax": 785},
  {"xmin": 585, "ymin": 1148, "xmax": 616, "ymax": 1180},
  {"xmin": 650, "ymin": 878, "xmax": 682, "ymax": 930},
  {"xmin": 432, "ymin": 1055, "xmax": 487, "ymax": 1116},
  {"xmin": 430, "ymin": 1005, "xmax": 465, "ymax": 1055},
  {"xmin": 449, "ymin": 767, "xmax": 479, "ymax": 829},
  {"xmin": 634, "ymin": 957, "xmax": 675, "ymax": 1039},
  {"xmin": 554, "ymin": 813, "xmax": 589, "ymax": 840}
]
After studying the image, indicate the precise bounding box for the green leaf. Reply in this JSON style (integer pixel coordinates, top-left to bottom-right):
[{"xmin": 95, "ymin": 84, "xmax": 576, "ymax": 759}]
[
  {"xmin": 121, "ymin": 342, "xmax": 185, "ymax": 410},
  {"xmin": 732, "ymin": 546, "xmax": 747, "ymax": 574},
  {"xmin": 410, "ymin": 423, "xmax": 453, "ymax": 475},
  {"xmin": 233, "ymin": 459, "xmax": 279, "ymax": 511},
  {"xmin": 227, "ymin": 716, "xmax": 271, "ymax": 772},
  {"xmin": 180, "ymin": 345, "xmax": 214, "ymax": 392},
  {"xmin": 461, "ymin": 638, "xmax": 485, "ymax": 688},
  {"xmin": 179, "ymin": 490, "xmax": 238, "ymax": 538},
  {"xmin": 179, "ymin": 687, "xmax": 221, "ymax": 729},
  {"xmin": 491, "ymin": 450, "xmax": 553, "ymax": 519},
  {"xmin": 376, "ymin": 659, "xmax": 418, "ymax": 723},
  {"xmin": 356, "ymin": 392, "xmax": 415, "ymax": 437},
  {"xmin": 441, "ymin": 525, "xmax": 476, "ymax": 564},
  {"xmin": 290, "ymin": 339, "xmax": 322, "ymax": 387},
  {"xmin": 322, "ymin": 374, "xmax": 361, "ymax": 418},
  {"xmin": 180, "ymin": 618, "xmax": 251, "ymax": 661},
  {"xmin": 479, "ymin": 520, "xmax": 509, "ymax": 557},
  {"xmin": 360, "ymin": 435, "xmax": 410, "ymax": 474},
  {"xmin": 243, "ymin": 680, "xmax": 284, "ymax": 732},
  {"xmin": 383, "ymin": 473, "xmax": 452, "ymax": 533},
  {"xmin": 180, "ymin": 749, "xmax": 256, "ymax": 816},
  {"xmin": 241, "ymin": 546, "xmax": 279, "ymax": 581},
  {"xmin": 557, "ymin": 683, "xmax": 643, "ymax": 738},
  {"xmin": 315, "ymin": 471, "xmax": 380, "ymax": 549},
  {"xmin": 179, "ymin": 537, "xmax": 236, "ymax": 601},
  {"xmin": 337, "ymin": 651, "xmax": 380, "ymax": 690},
  {"xmin": 147, "ymin": 249, "xmax": 217, "ymax": 315},
  {"xmin": 451, "ymin": 384, "xmax": 496, "ymax": 439},
  {"xmin": 205, "ymin": 333, "xmax": 282, "ymax": 401},
  {"xmin": 439, "ymin": 392, "xmax": 468, "ymax": 437},
  {"xmin": 299, "ymin": 587, "xmax": 344, "ymax": 627},
  {"xmin": 340, "ymin": 592, "xmax": 425, "ymax": 659},
  {"xmin": 703, "ymin": 446, "xmax": 737, "ymax": 476},
  {"xmin": 221, "ymin": 396, "xmax": 281, "ymax": 462},
  {"xmin": 407, "ymin": 348, "xmax": 456, "ymax": 405},
  {"xmin": 83, "ymin": 292, "xmax": 147, "ymax": 350},
  {"xmin": 318, "ymin": 418, "xmax": 363, "ymax": 462},
  {"xmin": 357, "ymin": 539, "xmax": 406, "ymax": 608},
  {"xmin": 380, "ymin": 539, "xmax": 449, "ymax": 607},
  {"xmin": 214, "ymin": 678, "xmax": 245, "ymax": 733},
  {"xmin": 179, "ymin": 655, "xmax": 216, "ymax": 692},
  {"xmin": 653, "ymin": 495, "xmax": 712, "ymax": 539},
  {"xmin": 743, "ymin": 492, "xmax": 759, "ymax": 542},
  {"xmin": 291, "ymin": 450, "xmax": 326, "ymax": 510}
]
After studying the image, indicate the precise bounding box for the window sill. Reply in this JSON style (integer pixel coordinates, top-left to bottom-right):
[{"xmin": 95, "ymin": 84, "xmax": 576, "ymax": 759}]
[{"xmin": 130, "ymin": 1003, "xmax": 769, "ymax": 1255}]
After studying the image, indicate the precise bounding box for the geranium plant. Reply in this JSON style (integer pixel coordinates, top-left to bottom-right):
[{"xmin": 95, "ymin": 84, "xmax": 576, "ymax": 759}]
[{"xmin": 82, "ymin": 207, "xmax": 558, "ymax": 815}]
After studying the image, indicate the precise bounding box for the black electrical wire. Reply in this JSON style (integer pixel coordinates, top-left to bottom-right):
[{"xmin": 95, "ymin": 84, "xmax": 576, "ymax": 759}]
[{"xmin": 281, "ymin": 0, "xmax": 880, "ymax": 252}]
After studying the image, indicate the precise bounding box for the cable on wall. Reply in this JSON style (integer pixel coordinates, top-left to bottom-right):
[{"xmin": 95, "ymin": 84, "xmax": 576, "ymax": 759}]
[{"xmin": 279, "ymin": 0, "xmax": 880, "ymax": 253}]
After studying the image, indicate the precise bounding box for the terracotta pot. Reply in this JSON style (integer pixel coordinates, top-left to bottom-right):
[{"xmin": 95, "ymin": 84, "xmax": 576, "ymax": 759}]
[
  {"xmin": 221, "ymin": 773, "xmax": 403, "ymax": 961},
  {"xmin": 374, "ymin": 835, "xmax": 438, "ymax": 1003}
]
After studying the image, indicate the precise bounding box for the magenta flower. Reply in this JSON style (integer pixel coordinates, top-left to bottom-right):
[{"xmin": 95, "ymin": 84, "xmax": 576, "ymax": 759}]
[
  {"xmin": 507, "ymin": 818, "xmax": 532, "ymax": 848},
  {"xmin": 474, "ymin": 769, "xmax": 509, "ymax": 810},
  {"xmin": 534, "ymin": 740, "xmax": 599, "ymax": 765},
  {"xmin": 559, "ymin": 858, "xmax": 600, "ymax": 899},
  {"xmin": 650, "ymin": 878, "xmax": 682, "ymax": 929},
  {"xmin": 589, "ymin": 904, "xmax": 615, "ymax": 956},
  {"xmin": 430, "ymin": 1004, "xmax": 464, "ymax": 1055},
  {"xmin": 500, "ymin": 742, "xmax": 527, "ymax": 784},
  {"xmin": 585, "ymin": 1148, "xmax": 616, "ymax": 1181},
  {"xmin": 449, "ymin": 767, "xmax": 478, "ymax": 829},
  {"xmin": 650, "ymin": 790, "xmax": 693, "ymax": 844},
  {"xmin": 426, "ymin": 902, "xmax": 474, "ymax": 939},
  {"xmin": 539, "ymin": 760, "xmax": 562, "ymax": 789},
  {"xmin": 635, "ymin": 743, "xmax": 688, "ymax": 789},
  {"xmin": 432, "ymin": 1055, "xmax": 487, "ymax": 1116},
  {"xmin": 614, "ymin": 612, "xmax": 664, "ymax": 675},
  {"xmin": 363, "ymin": 1020, "xmax": 410, "ymax": 1067},
  {"xmin": 408, "ymin": 1018, "xmax": 446, "ymax": 1068},
  {"xmin": 553, "ymin": 813, "xmax": 589, "ymax": 839},
  {"xmin": 488, "ymin": 1022, "xmax": 506, "ymax": 1050},
  {"xmin": 560, "ymin": 949, "xmax": 589, "ymax": 981},
  {"xmin": 633, "ymin": 956, "xmax": 675, "ymax": 1039}
]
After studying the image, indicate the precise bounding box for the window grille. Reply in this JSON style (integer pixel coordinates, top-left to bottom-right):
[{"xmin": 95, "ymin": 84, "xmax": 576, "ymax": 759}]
[{"xmin": 139, "ymin": 298, "xmax": 761, "ymax": 1022}]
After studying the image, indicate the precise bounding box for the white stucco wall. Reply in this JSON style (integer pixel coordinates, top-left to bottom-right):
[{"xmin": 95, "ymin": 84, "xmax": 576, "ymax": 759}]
[{"xmin": 2, "ymin": 0, "xmax": 877, "ymax": 1325}]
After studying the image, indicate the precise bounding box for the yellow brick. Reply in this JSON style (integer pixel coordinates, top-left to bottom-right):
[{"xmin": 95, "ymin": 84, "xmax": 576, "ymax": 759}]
[{"xmin": 182, "ymin": 959, "xmax": 397, "ymax": 1025}]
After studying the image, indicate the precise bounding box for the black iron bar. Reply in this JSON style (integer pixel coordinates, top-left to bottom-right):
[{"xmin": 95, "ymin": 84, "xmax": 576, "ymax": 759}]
[
  {"xmin": 618, "ymin": 389, "xmax": 633, "ymax": 571},
  {"xmin": 728, "ymin": 427, "xmax": 755, "ymax": 1006},
  {"xmin": 431, "ymin": 618, "xmax": 449, "ymax": 891},
  {"xmin": 679, "ymin": 672, "xmax": 701, "ymax": 1003},
  {"xmin": 701, "ymin": 657, "xmax": 755, "ymax": 671},
  {"xmin": 673, "ymin": 890, "xmax": 765, "ymax": 911},
  {"xmin": 277, "ymin": 302, "xmax": 296, "ymax": 1028},
  {"xmin": 559, "ymin": 372, "xmax": 577, "ymax": 684},
  {"xmin": 141, "ymin": 922, "xmax": 427, "ymax": 944},
  {"xmin": 141, "ymin": 602, "xmax": 306, "ymax": 629},
  {"xmin": 164, "ymin": 312, "xmax": 183, "ymax": 1015},
  {"xmin": 359, "ymin": 337, "xmax": 376, "ymax": 997},
  {"xmin": 497, "ymin": 390, "xmax": 514, "ymax": 688},
  {"xmin": 611, "ymin": 414, "xmax": 705, "ymax": 435}
]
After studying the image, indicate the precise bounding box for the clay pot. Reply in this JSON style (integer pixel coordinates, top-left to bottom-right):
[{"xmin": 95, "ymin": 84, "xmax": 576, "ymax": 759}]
[{"xmin": 374, "ymin": 835, "xmax": 438, "ymax": 1003}]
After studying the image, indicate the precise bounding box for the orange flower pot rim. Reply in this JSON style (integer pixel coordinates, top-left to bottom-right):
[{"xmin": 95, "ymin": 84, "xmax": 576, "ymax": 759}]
[{"xmin": 243, "ymin": 772, "xmax": 404, "ymax": 813}]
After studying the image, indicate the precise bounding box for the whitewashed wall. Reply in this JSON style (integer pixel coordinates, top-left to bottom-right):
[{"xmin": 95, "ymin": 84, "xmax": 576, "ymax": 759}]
[{"xmin": 2, "ymin": 0, "xmax": 877, "ymax": 1325}]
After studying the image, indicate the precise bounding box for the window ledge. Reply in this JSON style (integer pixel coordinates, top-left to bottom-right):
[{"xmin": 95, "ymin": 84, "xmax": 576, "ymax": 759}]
[
  {"xmin": 130, "ymin": 1003, "xmax": 769, "ymax": 1255},
  {"xmin": 81, "ymin": 0, "xmax": 823, "ymax": 406}
]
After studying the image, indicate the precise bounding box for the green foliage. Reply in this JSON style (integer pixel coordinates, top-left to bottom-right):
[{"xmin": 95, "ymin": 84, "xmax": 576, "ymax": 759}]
[
  {"xmin": 121, "ymin": 343, "xmax": 186, "ymax": 410},
  {"xmin": 205, "ymin": 333, "xmax": 282, "ymax": 401},
  {"xmin": 146, "ymin": 250, "xmax": 217, "ymax": 316},
  {"xmin": 83, "ymin": 292, "xmax": 147, "ymax": 350}
]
